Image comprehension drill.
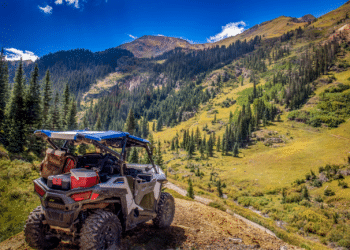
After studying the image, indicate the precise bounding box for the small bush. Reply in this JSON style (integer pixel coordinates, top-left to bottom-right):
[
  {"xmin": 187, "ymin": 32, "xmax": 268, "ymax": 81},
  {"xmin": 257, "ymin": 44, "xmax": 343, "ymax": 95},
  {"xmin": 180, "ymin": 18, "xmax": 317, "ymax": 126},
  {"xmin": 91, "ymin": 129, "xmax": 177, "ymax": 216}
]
[
  {"xmin": 338, "ymin": 239, "xmax": 350, "ymax": 248},
  {"xmin": 285, "ymin": 193, "xmax": 302, "ymax": 203},
  {"xmin": 311, "ymin": 179, "xmax": 322, "ymax": 187},
  {"xmin": 252, "ymin": 191, "xmax": 264, "ymax": 197},
  {"xmin": 315, "ymin": 196, "xmax": 323, "ymax": 202},
  {"xmin": 324, "ymin": 189, "xmax": 335, "ymax": 196},
  {"xmin": 208, "ymin": 202, "xmax": 226, "ymax": 211},
  {"xmin": 293, "ymin": 179, "xmax": 305, "ymax": 185},
  {"xmin": 338, "ymin": 180, "xmax": 348, "ymax": 188}
]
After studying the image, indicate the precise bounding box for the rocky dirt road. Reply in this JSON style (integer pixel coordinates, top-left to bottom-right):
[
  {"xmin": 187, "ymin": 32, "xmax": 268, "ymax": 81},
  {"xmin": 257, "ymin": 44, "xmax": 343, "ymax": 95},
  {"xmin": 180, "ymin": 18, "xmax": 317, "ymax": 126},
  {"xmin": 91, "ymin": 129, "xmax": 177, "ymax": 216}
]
[{"xmin": 0, "ymin": 196, "xmax": 300, "ymax": 250}]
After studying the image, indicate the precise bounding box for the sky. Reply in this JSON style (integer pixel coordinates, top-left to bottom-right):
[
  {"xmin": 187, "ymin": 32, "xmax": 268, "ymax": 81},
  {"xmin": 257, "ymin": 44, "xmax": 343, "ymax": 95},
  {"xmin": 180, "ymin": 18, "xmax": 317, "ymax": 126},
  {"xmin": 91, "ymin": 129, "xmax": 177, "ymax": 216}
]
[{"xmin": 0, "ymin": 0, "xmax": 347, "ymax": 61}]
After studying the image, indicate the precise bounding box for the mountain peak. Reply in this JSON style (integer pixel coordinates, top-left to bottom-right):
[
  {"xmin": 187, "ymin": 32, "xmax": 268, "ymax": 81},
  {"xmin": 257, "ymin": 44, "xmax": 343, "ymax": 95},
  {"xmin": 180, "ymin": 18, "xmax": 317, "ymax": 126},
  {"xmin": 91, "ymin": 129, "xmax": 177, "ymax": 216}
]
[{"xmin": 118, "ymin": 35, "xmax": 196, "ymax": 58}]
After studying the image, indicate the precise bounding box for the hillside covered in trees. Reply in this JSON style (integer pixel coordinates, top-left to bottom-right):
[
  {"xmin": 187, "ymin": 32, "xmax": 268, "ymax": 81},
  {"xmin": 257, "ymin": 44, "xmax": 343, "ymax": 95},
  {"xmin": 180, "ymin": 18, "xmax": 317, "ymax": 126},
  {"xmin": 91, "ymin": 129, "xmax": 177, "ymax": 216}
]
[{"xmin": 2, "ymin": 1, "xmax": 350, "ymax": 249}]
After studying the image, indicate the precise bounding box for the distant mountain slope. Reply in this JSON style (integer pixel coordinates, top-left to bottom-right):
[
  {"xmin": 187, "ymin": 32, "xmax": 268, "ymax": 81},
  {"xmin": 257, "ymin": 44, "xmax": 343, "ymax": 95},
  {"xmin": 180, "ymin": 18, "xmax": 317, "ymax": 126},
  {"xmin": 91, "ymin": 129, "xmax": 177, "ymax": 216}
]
[
  {"xmin": 118, "ymin": 35, "xmax": 207, "ymax": 58},
  {"xmin": 213, "ymin": 16, "xmax": 310, "ymax": 47},
  {"xmin": 313, "ymin": 0, "xmax": 350, "ymax": 29},
  {"xmin": 6, "ymin": 48, "xmax": 134, "ymax": 96}
]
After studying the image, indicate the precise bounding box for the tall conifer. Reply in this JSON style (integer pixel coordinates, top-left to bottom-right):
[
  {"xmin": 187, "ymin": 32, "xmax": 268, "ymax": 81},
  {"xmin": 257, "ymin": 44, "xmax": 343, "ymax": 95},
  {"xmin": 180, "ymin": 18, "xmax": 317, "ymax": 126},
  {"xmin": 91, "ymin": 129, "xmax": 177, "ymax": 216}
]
[
  {"xmin": 61, "ymin": 83, "xmax": 70, "ymax": 129},
  {"xmin": 6, "ymin": 60, "xmax": 26, "ymax": 153},
  {"xmin": 25, "ymin": 64, "xmax": 41, "ymax": 127},
  {"xmin": 42, "ymin": 70, "xmax": 52, "ymax": 128},
  {"xmin": 125, "ymin": 108, "xmax": 136, "ymax": 134},
  {"xmin": 49, "ymin": 93, "xmax": 61, "ymax": 130},
  {"xmin": 67, "ymin": 99, "xmax": 77, "ymax": 130},
  {"xmin": 0, "ymin": 49, "xmax": 8, "ymax": 135}
]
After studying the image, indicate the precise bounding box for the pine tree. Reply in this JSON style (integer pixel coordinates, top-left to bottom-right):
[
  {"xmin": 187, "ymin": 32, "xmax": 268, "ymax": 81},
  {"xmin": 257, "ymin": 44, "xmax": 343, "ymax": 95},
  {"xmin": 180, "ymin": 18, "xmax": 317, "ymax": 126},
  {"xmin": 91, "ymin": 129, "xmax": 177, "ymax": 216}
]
[
  {"xmin": 155, "ymin": 140, "xmax": 164, "ymax": 168},
  {"xmin": 125, "ymin": 108, "xmax": 136, "ymax": 134},
  {"xmin": 61, "ymin": 83, "xmax": 70, "ymax": 129},
  {"xmin": 171, "ymin": 139, "xmax": 175, "ymax": 151},
  {"xmin": 0, "ymin": 49, "xmax": 9, "ymax": 134},
  {"xmin": 157, "ymin": 116, "xmax": 163, "ymax": 131},
  {"xmin": 94, "ymin": 116, "xmax": 102, "ymax": 131},
  {"xmin": 187, "ymin": 139, "xmax": 195, "ymax": 158},
  {"xmin": 42, "ymin": 70, "xmax": 52, "ymax": 129},
  {"xmin": 229, "ymin": 111, "xmax": 233, "ymax": 124},
  {"xmin": 206, "ymin": 136, "xmax": 214, "ymax": 157},
  {"xmin": 48, "ymin": 93, "xmax": 61, "ymax": 130},
  {"xmin": 216, "ymin": 136, "xmax": 221, "ymax": 152},
  {"xmin": 80, "ymin": 115, "xmax": 88, "ymax": 130},
  {"xmin": 67, "ymin": 99, "xmax": 77, "ymax": 130},
  {"xmin": 25, "ymin": 64, "xmax": 41, "ymax": 127},
  {"xmin": 212, "ymin": 114, "xmax": 217, "ymax": 124},
  {"xmin": 217, "ymin": 179, "xmax": 223, "ymax": 197},
  {"xmin": 129, "ymin": 147, "xmax": 139, "ymax": 163},
  {"xmin": 233, "ymin": 142, "xmax": 239, "ymax": 157},
  {"xmin": 302, "ymin": 186, "xmax": 310, "ymax": 200},
  {"xmin": 141, "ymin": 116, "xmax": 149, "ymax": 138},
  {"xmin": 6, "ymin": 60, "xmax": 26, "ymax": 153},
  {"xmin": 187, "ymin": 178, "xmax": 194, "ymax": 199},
  {"xmin": 152, "ymin": 122, "xmax": 155, "ymax": 131}
]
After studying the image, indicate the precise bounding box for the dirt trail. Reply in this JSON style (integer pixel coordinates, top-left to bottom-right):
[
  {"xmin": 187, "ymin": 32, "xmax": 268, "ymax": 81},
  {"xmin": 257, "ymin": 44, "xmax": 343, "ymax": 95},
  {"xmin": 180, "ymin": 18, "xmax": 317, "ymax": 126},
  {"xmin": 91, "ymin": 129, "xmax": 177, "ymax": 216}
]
[
  {"xmin": 0, "ymin": 198, "xmax": 300, "ymax": 250},
  {"xmin": 165, "ymin": 182, "xmax": 277, "ymax": 238}
]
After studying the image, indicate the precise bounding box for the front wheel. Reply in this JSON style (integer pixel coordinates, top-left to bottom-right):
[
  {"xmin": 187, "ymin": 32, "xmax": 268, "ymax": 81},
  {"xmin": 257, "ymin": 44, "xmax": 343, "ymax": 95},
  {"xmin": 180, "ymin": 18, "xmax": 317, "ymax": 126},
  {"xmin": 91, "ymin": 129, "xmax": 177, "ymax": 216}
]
[
  {"xmin": 153, "ymin": 192, "xmax": 175, "ymax": 228},
  {"xmin": 24, "ymin": 206, "xmax": 60, "ymax": 250},
  {"xmin": 80, "ymin": 209, "xmax": 122, "ymax": 250}
]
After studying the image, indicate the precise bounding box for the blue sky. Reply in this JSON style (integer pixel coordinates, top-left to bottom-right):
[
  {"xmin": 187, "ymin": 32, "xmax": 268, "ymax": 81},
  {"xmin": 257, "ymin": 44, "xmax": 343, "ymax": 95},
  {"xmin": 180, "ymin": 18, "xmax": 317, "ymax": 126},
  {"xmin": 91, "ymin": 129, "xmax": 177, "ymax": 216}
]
[{"xmin": 0, "ymin": 0, "xmax": 347, "ymax": 60}]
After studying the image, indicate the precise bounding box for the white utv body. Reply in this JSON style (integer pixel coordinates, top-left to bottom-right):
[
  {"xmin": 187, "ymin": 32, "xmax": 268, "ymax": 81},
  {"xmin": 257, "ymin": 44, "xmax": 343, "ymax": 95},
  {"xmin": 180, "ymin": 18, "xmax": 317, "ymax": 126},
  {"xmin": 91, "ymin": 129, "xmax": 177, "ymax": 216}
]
[{"xmin": 24, "ymin": 130, "xmax": 175, "ymax": 250}]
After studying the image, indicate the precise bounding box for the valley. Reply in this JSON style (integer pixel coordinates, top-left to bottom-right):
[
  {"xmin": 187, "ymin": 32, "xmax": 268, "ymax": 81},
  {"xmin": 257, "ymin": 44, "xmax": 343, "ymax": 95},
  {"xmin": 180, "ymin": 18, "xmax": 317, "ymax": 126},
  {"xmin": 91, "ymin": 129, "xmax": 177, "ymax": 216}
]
[{"xmin": 2, "ymin": 1, "xmax": 350, "ymax": 249}]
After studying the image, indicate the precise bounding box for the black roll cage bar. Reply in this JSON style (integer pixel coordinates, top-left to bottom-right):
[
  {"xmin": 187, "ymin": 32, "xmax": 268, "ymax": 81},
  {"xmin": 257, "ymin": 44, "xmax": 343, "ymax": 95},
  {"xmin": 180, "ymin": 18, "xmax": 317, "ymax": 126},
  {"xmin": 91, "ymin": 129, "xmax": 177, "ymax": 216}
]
[{"xmin": 36, "ymin": 132, "xmax": 158, "ymax": 175}]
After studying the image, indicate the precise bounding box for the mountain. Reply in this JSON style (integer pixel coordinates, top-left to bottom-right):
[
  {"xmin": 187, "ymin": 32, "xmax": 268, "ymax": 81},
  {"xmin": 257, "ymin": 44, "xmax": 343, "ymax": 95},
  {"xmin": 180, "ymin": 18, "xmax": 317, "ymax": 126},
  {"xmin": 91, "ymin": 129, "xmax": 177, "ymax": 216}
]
[
  {"xmin": 3, "ymin": 2, "xmax": 350, "ymax": 248},
  {"xmin": 6, "ymin": 47, "xmax": 134, "ymax": 97},
  {"xmin": 118, "ymin": 35, "xmax": 207, "ymax": 58},
  {"xmin": 213, "ymin": 15, "xmax": 310, "ymax": 47}
]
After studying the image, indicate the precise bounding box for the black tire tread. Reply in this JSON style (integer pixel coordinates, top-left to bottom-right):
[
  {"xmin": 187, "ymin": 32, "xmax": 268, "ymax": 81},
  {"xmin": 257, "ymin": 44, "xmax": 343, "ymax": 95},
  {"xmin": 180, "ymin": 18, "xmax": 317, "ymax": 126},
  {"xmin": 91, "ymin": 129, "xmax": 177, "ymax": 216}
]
[
  {"xmin": 153, "ymin": 192, "xmax": 175, "ymax": 228},
  {"xmin": 24, "ymin": 205, "xmax": 59, "ymax": 250},
  {"xmin": 80, "ymin": 209, "xmax": 122, "ymax": 250}
]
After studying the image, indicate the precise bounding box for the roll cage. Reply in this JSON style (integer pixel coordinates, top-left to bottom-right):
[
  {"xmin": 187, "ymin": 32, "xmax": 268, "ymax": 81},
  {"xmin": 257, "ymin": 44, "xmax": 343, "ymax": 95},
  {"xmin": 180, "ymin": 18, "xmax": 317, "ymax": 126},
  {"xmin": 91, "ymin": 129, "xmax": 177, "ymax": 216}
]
[{"xmin": 34, "ymin": 130, "xmax": 157, "ymax": 174}]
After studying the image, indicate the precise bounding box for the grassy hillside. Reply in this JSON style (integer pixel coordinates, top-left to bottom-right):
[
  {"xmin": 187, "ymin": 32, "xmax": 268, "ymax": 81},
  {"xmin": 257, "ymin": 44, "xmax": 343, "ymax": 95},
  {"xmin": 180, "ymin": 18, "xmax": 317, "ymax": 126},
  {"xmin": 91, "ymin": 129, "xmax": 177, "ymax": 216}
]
[
  {"xmin": 148, "ymin": 25, "xmax": 350, "ymax": 248},
  {"xmin": 0, "ymin": 148, "xmax": 41, "ymax": 242},
  {"xmin": 214, "ymin": 16, "xmax": 309, "ymax": 48}
]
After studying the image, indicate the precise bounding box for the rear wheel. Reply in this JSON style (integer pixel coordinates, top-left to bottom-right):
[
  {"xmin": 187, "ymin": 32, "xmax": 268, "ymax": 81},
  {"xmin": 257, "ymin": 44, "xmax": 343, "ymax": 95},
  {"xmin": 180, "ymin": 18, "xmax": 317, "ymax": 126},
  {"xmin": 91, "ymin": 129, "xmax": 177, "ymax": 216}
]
[
  {"xmin": 24, "ymin": 206, "xmax": 60, "ymax": 250},
  {"xmin": 153, "ymin": 192, "xmax": 175, "ymax": 228},
  {"xmin": 80, "ymin": 209, "xmax": 122, "ymax": 250}
]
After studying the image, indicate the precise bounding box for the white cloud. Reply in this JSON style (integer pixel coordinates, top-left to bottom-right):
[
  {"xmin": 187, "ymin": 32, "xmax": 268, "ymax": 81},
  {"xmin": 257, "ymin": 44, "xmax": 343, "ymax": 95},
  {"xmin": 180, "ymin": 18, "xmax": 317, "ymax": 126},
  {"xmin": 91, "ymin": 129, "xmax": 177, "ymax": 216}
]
[
  {"xmin": 128, "ymin": 34, "xmax": 137, "ymax": 39},
  {"xmin": 38, "ymin": 5, "xmax": 53, "ymax": 14},
  {"xmin": 54, "ymin": 0, "xmax": 79, "ymax": 8},
  {"xmin": 207, "ymin": 21, "xmax": 246, "ymax": 43},
  {"xmin": 157, "ymin": 34, "xmax": 164, "ymax": 37},
  {"xmin": 66, "ymin": 0, "xmax": 79, "ymax": 8},
  {"xmin": 4, "ymin": 48, "xmax": 39, "ymax": 62}
]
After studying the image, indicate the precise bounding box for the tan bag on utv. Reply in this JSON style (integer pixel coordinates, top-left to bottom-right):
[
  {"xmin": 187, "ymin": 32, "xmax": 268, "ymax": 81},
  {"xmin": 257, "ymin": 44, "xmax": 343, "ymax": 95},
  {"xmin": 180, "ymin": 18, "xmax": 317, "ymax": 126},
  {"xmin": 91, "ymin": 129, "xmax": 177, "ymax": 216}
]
[{"xmin": 40, "ymin": 148, "xmax": 67, "ymax": 178}]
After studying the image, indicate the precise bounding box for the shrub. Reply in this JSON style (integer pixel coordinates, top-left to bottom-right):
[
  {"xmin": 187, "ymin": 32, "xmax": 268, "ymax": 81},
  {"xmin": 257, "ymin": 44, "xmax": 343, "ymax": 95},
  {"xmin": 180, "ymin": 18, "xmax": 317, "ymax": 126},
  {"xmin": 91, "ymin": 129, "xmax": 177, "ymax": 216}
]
[
  {"xmin": 311, "ymin": 179, "xmax": 322, "ymax": 187},
  {"xmin": 338, "ymin": 180, "xmax": 348, "ymax": 188},
  {"xmin": 293, "ymin": 179, "xmax": 305, "ymax": 185},
  {"xmin": 315, "ymin": 196, "xmax": 323, "ymax": 202},
  {"xmin": 208, "ymin": 202, "xmax": 226, "ymax": 211},
  {"xmin": 338, "ymin": 239, "xmax": 350, "ymax": 248},
  {"xmin": 324, "ymin": 188, "xmax": 335, "ymax": 196},
  {"xmin": 252, "ymin": 191, "xmax": 264, "ymax": 197},
  {"xmin": 285, "ymin": 193, "xmax": 302, "ymax": 203}
]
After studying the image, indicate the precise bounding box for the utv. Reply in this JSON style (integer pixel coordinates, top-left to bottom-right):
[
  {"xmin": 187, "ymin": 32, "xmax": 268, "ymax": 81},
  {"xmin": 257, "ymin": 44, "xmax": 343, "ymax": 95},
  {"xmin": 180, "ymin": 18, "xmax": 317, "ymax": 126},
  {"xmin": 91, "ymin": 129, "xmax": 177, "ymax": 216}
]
[{"xmin": 24, "ymin": 130, "xmax": 175, "ymax": 250}]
